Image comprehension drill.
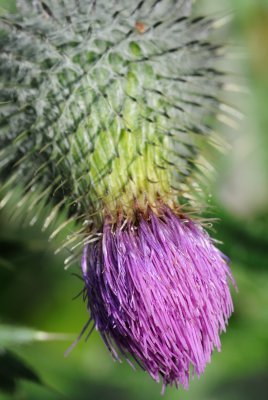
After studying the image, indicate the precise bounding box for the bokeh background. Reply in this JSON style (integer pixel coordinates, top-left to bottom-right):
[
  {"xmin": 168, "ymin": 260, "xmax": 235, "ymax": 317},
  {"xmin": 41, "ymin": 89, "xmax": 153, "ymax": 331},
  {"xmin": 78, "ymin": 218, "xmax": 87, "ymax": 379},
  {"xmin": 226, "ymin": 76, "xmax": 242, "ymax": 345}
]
[{"xmin": 0, "ymin": 0, "xmax": 267, "ymax": 399}]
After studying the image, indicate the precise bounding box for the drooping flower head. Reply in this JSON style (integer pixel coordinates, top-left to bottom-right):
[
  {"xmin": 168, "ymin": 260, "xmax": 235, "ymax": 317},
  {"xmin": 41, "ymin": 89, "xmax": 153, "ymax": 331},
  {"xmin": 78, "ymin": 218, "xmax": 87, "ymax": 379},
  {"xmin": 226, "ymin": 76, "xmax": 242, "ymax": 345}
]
[
  {"xmin": 0, "ymin": 0, "xmax": 237, "ymax": 392},
  {"xmin": 82, "ymin": 205, "xmax": 235, "ymax": 391}
]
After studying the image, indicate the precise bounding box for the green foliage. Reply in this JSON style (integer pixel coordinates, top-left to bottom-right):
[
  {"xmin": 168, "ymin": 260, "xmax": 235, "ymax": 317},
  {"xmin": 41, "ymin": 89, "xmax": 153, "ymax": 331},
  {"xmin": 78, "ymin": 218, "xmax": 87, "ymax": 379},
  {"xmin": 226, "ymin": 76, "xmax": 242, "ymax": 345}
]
[{"xmin": 0, "ymin": 349, "xmax": 41, "ymax": 395}]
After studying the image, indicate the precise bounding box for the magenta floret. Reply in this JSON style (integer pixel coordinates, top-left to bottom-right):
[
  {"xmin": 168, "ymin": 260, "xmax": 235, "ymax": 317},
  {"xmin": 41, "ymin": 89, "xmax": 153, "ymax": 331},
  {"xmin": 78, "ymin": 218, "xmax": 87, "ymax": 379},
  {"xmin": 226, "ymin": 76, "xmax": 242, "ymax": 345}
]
[{"xmin": 82, "ymin": 207, "xmax": 235, "ymax": 390}]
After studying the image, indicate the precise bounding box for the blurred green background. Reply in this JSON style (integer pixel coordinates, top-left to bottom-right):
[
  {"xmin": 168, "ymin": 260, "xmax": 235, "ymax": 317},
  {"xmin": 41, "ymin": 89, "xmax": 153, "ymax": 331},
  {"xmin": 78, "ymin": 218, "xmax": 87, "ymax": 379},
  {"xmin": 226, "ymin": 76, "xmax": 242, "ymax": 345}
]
[{"xmin": 0, "ymin": 1, "xmax": 268, "ymax": 399}]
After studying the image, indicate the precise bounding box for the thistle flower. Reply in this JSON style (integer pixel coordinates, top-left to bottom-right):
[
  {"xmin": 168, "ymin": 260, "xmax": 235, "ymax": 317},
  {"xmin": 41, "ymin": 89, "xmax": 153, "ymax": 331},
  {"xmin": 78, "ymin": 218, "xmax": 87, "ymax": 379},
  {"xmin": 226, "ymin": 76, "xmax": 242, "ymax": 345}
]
[
  {"xmin": 0, "ymin": 0, "xmax": 237, "ymax": 391},
  {"xmin": 82, "ymin": 206, "xmax": 235, "ymax": 391}
]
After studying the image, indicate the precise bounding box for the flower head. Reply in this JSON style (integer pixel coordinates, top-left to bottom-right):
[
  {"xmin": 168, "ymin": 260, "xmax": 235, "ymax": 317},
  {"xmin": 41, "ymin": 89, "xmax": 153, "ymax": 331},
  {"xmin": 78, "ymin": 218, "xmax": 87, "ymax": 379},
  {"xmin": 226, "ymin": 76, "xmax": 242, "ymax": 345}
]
[
  {"xmin": 0, "ymin": 0, "xmax": 236, "ymax": 390},
  {"xmin": 82, "ymin": 206, "xmax": 235, "ymax": 390}
]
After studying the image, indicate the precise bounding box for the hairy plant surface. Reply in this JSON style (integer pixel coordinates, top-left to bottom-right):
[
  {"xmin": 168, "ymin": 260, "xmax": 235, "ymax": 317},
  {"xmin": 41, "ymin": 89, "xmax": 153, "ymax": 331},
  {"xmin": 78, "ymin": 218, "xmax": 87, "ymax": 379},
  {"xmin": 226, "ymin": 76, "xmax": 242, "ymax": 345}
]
[{"xmin": 0, "ymin": 0, "xmax": 236, "ymax": 391}]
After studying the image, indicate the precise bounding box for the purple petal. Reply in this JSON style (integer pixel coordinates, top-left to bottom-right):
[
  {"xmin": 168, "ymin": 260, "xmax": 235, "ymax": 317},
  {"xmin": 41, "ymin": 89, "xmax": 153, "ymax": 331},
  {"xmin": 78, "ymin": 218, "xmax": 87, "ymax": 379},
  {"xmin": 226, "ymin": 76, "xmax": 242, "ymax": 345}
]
[{"xmin": 82, "ymin": 206, "xmax": 236, "ymax": 390}]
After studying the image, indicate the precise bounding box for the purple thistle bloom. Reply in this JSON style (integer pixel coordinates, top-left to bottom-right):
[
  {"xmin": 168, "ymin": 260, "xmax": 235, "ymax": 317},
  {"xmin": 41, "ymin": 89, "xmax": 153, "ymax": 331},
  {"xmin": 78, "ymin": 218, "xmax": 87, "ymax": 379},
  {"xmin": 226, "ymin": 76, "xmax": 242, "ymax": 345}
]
[{"xmin": 82, "ymin": 206, "xmax": 235, "ymax": 391}]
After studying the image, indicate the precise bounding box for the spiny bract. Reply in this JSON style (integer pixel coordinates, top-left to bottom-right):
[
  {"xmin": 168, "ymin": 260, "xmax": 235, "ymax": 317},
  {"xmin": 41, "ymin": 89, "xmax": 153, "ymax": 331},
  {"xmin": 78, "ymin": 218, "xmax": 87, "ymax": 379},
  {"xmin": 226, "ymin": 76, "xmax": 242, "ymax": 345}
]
[
  {"xmin": 0, "ymin": 0, "xmax": 236, "ymax": 392},
  {"xmin": 1, "ymin": 0, "xmax": 227, "ymax": 240}
]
